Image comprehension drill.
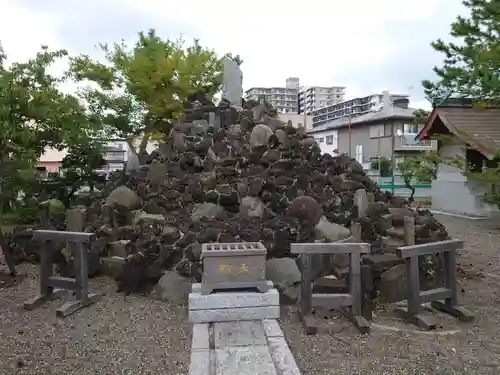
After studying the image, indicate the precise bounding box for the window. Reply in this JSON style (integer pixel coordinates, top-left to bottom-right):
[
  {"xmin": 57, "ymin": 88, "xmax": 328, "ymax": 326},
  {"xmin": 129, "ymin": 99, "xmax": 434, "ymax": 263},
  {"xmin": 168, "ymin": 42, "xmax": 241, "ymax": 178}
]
[
  {"xmin": 403, "ymin": 124, "xmax": 419, "ymax": 134},
  {"xmin": 369, "ymin": 124, "xmax": 384, "ymax": 138},
  {"xmin": 319, "ymin": 137, "xmax": 325, "ymax": 143},
  {"xmin": 326, "ymin": 135, "xmax": 333, "ymax": 145},
  {"xmin": 355, "ymin": 144, "xmax": 363, "ymax": 163},
  {"xmin": 384, "ymin": 123, "xmax": 393, "ymax": 136}
]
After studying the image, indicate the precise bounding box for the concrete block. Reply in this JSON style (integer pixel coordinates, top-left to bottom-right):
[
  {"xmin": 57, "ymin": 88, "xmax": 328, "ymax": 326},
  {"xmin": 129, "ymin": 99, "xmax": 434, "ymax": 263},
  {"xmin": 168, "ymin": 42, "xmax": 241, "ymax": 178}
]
[
  {"xmin": 189, "ymin": 349, "xmax": 211, "ymax": 375},
  {"xmin": 99, "ymin": 257, "xmax": 125, "ymax": 278},
  {"xmin": 189, "ymin": 288, "xmax": 279, "ymax": 311},
  {"xmin": 214, "ymin": 321, "xmax": 266, "ymax": 348},
  {"xmin": 215, "ymin": 346, "xmax": 277, "ymax": 375},
  {"xmin": 191, "ymin": 323, "xmax": 209, "ymax": 350},
  {"xmin": 267, "ymin": 337, "xmax": 302, "ymax": 375},
  {"xmin": 189, "ymin": 306, "xmax": 280, "ymax": 323},
  {"xmin": 191, "ymin": 280, "xmax": 274, "ymax": 294},
  {"xmin": 262, "ymin": 319, "xmax": 283, "ymax": 338}
]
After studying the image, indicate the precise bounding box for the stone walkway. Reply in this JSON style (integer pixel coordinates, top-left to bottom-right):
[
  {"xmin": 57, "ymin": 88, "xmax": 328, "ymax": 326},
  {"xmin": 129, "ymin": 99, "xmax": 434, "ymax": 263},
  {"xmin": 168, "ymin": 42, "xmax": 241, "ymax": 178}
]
[{"xmin": 190, "ymin": 319, "xmax": 301, "ymax": 375}]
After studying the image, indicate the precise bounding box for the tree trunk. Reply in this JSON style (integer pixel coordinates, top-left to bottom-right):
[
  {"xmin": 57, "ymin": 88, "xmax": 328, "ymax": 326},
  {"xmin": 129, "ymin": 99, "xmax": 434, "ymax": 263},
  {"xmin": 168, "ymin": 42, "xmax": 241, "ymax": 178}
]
[
  {"xmin": 126, "ymin": 133, "xmax": 152, "ymax": 164},
  {"xmin": 404, "ymin": 179, "xmax": 416, "ymax": 204}
]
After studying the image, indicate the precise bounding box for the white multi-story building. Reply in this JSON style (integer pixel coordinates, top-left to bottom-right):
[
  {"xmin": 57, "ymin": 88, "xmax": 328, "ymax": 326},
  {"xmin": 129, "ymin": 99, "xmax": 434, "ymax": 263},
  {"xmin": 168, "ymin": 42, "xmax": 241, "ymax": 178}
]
[
  {"xmin": 298, "ymin": 86, "xmax": 346, "ymax": 115},
  {"xmin": 311, "ymin": 92, "xmax": 410, "ymax": 128},
  {"xmin": 245, "ymin": 77, "xmax": 300, "ymax": 114}
]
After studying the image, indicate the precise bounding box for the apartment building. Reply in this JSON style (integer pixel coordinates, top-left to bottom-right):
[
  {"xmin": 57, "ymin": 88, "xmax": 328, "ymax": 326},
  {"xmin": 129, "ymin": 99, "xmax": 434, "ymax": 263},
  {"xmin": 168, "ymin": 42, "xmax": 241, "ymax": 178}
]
[
  {"xmin": 298, "ymin": 86, "xmax": 346, "ymax": 115},
  {"xmin": 312, "ymin": 92, "xmax": 410, "ymax": 128},
  {"xmin": 307, "ymin": 92, "xmax": 437, "ymax": 168},
  {"xmin": 245, "ymin": 77, "xmax": 300, "ymax": 114}
]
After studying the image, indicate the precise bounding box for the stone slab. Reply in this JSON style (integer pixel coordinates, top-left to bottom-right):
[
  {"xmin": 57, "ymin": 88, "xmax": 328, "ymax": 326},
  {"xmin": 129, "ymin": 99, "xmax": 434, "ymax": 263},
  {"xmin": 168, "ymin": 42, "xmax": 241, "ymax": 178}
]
[
  {"xmin": 99, "ymin": 257, "xmax": 125, "ymax": 278},
  {"xmin": 214, "ymin": 321, "xmax": 266, "ymax": 348},
  {"xmin": 189, "ymin": 288, "xmax": 279, "ymax": 311},
  {"xmin": 189, "ymin": 349, "xmax": 211, "ymax": 375},
  {"xmin": 215, "ymin": 346, "xmax": 277, "ymax": 375},
  {"xmin": 262, "ymin": 319, "xmax": 283, "ymax": 338},
  {"xmin": 192, "ymin": 323, "xmax": 210, "ymax": 350},
  {"xmin": 189, "ymin": 306, "xmax": 280, "ymax": 323},
  {"xmin": 191, "ymin": 281, "xmax": 274, "ymax": 294},
  {"xmin": 267, "ymin": 337, "xmax": 302, "ymax": 375}
]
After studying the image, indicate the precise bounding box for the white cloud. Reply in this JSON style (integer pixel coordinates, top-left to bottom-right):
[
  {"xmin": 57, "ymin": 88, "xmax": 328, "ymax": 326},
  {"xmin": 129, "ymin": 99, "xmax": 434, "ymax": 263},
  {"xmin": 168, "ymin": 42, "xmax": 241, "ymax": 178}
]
[
  {"xmin": 1, "ymin": 0, "xmax": 462, "ymax": 100},
  {"xmin": 119, "ymin": 0, "xmax": 452, "ymax": 92},
  {"xmin": 410, "ymin": 99, "xmax": 433, "ymax": 111},
  {"xmin": 0, "ymin": 1, "xmax": 62, "ymax": 63}
]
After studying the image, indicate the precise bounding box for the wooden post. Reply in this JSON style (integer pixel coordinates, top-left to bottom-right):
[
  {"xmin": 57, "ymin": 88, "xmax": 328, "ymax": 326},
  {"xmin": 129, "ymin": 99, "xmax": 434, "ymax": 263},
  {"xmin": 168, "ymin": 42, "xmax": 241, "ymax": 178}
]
[
  {"xmin": 299, "ymin": 252, "xmax": 314, "ymax": 334},
  {"xmin": 403, "ymin": 217, "xmax": 419, "ymax": 315},
  {"xmin": 0, "ymin": 228, "xmax": 16, "ymax": 276},
  {"xmin": 349, "ymin": 223, "xmax": 362, "ymax": 317}
]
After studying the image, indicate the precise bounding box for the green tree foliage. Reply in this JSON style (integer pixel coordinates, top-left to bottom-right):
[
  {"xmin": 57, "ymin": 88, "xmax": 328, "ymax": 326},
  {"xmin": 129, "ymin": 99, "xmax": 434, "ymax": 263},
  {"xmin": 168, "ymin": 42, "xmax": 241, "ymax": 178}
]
[
  {"xmin": 422, "ymin": 0, "xmax": 500, "ymax": 106},
  {"xmin": 397, "ymin": 152, "xmax": 439, "ymax": 203},
  {"xmin": 421, "ymin": 0, "xmax": 500, "ymax": 207},
  {"xmin": 69, "ymin": 29, "xmax": 225, "ymax": 156},
  {"xmin": 370, "ymin": 156, "xmax": 392, "ymax": 177},
  {"xmin": 222, "ymin": 53, "xmax": 243, "ymax": 66},
  {"xmin": 0, "ymin": 43, "xmax": 102, "ymax": 215},
  {"xmin": 412, "ymin": 109, "xmax": 430, "ymax": 124},
  {"xmin": 55, "ymin": 142, "xmax": 106, "ymax": 207}
]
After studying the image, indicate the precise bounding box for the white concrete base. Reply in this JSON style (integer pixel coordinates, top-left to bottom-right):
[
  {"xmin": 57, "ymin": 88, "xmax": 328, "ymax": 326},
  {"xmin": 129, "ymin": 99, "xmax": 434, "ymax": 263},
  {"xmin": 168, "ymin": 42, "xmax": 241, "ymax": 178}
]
[
  {"xmin": 188, "ymin": 281, "xmax": 279, "ymax": 323},
  {"xmin": 189, "ymin": 320, "xmax": 301, "ymax": 375},
  {"xmin": 189, "ymin": 306, "xmax": 280, "ymax": 323}
]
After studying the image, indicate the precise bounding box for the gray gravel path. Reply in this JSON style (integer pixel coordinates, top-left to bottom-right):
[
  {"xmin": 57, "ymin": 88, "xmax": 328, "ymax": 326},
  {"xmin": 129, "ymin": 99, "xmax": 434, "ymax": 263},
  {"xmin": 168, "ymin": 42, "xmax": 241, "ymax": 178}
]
[
  {"xmin": 1, "ymin": 214, "xmax": 499, "ymax": 374},
  {"xmin": 0, "ymin": 265, "xmax": 191, "ymax": 375}
]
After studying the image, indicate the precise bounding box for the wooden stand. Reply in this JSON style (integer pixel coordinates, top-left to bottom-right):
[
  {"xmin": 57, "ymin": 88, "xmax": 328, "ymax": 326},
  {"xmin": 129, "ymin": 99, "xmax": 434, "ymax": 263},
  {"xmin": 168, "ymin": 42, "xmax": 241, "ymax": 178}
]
[
  {"xmin": 24, "ymin": 230, "xmax": 101, "ymax": 317},
  {"xmin": 394, "ymin": 217, "xmax": 474, "ymax": 330},
  {"xmin": 291, "ymin": 223, "xmax": 370, "ymax": 335}
]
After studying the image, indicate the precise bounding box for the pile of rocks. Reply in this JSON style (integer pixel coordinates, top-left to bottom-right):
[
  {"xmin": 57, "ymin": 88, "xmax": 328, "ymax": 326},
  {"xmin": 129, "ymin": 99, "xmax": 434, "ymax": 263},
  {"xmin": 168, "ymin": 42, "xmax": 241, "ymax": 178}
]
[{"xmin": 7, "ymin": 99, "xmax": 448, "ymax": 306}]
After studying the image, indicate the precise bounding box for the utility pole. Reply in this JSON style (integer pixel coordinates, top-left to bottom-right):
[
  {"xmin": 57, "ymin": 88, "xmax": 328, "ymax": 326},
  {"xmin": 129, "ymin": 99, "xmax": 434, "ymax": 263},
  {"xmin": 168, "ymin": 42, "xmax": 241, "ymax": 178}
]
[
  {"xmin": 348, "ymin": 113, "xmax": 352, "ymax": 158},
  {"xmin": 378, "ymin": 126, "xmax": 382, "ymax": 177}
]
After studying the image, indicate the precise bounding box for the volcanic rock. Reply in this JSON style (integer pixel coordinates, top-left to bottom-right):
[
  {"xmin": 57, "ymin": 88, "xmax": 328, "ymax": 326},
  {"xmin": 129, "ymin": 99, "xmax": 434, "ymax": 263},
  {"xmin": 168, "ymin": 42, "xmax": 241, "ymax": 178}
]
[{"xmin": 7, "ymin": 99, "xmax": 450, "ymax": 302}]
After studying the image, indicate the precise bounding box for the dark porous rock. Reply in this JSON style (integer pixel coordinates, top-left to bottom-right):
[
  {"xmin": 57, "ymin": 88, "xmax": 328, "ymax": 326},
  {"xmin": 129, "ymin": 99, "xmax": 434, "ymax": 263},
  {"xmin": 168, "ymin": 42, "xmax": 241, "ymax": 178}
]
[{"xmin": 7, "ymin": 99, "xmax": 451, "ymax": 299}]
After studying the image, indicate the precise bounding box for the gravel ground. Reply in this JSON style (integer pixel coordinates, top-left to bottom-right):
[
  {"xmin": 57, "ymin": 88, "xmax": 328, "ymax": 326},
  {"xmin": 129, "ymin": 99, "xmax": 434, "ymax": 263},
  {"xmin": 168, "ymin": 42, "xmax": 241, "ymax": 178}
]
[
  {"xmin": 280, "ymin": 214, "xmax": 500, "ymax": 375},
  {"xmin": 0, "ymin": 266, "xmax": 191, "ymax": 375},
  {"xmin": 1, "ymin": 214, "xmax": 499, "ymax": 375}
]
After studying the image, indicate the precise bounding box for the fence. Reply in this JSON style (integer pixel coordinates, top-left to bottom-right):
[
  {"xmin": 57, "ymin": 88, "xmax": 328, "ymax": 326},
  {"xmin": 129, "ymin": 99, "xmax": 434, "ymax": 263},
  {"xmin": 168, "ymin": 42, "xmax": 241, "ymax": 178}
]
[{"xmin": 368, "ymin": 173, "xmax": 432, "ymax": 198}]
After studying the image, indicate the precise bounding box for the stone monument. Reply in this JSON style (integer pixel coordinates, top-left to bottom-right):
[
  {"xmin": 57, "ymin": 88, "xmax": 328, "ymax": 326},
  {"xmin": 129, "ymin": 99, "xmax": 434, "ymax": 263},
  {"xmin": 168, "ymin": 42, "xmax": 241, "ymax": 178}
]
[
  {"xmin": 125, "ymin": 152, "xmax": 140, "ymax": 172},
  {"xmin": 221, "ymin": 58, "xmax": 243, "ymax": 107}
]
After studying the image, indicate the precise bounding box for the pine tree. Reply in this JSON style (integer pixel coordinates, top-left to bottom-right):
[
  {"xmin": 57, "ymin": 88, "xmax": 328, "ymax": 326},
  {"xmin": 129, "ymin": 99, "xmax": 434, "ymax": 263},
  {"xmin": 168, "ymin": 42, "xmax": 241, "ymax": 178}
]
[{"xmin": 422, "ymin": 0, "xmax": 500, "ymax": 106}]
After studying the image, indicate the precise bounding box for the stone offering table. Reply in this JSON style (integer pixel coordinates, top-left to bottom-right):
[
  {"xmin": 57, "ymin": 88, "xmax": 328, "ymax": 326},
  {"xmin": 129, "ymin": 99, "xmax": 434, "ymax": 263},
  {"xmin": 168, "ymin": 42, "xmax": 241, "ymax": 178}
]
[
  {"xmin": 189, "ymin": 319, "xmax": 301, "ymax": 375},
  {"xmin": 189, "ymin": 241, "xmax": 301, "ymax": 374}
]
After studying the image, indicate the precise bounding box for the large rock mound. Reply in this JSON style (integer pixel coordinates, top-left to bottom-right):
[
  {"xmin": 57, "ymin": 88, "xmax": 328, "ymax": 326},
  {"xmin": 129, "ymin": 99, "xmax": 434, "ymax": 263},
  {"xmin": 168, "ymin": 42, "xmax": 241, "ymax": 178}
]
[{"xmin": 7, "ymin": 99, "xmax": 448, "ymax": 302}]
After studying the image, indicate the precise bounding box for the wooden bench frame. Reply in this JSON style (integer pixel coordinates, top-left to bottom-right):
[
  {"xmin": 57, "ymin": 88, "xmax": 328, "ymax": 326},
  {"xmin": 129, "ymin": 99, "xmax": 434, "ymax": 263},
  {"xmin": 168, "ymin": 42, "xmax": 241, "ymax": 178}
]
[
  {"xmin": 395, "ymin": 217, "xmax": 474, "ymax": 330},
  {"xmin": 291, "ymin": 223, "xmax": 370, "ymax": 335},
  {"xmin": 24, "ymin": 230, "xmax": 101, "ymax": 317}
]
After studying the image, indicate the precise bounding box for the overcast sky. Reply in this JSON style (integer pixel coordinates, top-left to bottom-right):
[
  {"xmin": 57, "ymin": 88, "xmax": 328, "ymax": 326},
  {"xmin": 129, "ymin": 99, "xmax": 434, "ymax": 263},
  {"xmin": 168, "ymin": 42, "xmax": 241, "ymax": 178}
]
[{"xmin": 0, "ymin": 0, "xmax": 466, "ymax": 110}]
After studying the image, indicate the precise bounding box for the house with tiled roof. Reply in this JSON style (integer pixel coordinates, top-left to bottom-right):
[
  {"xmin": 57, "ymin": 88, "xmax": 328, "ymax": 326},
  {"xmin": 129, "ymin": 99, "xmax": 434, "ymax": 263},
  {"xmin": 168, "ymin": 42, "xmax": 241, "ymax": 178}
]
[{"xmin": 417, "ymin": 99, "xmax": 500, "ymax": 217}]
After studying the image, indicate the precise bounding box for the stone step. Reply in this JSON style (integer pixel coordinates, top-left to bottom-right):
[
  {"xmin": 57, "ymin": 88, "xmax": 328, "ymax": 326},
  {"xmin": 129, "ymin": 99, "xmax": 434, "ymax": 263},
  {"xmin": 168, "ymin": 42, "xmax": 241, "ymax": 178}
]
[{"xmin": 189, "ymin": 319, "xmax": 301, "ymax": 375}]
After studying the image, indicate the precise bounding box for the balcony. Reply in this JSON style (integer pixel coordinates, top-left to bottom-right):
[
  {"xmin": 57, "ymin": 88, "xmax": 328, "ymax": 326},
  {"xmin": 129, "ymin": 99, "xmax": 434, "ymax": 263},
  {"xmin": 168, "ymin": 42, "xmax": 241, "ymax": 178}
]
[
  {"xmin": 103, "ymin": 150, "xmax": 126, "ymax": 163},
  {"xmin": 394, "ymin": 133, "xmax": 437, "ymax": 151}
]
